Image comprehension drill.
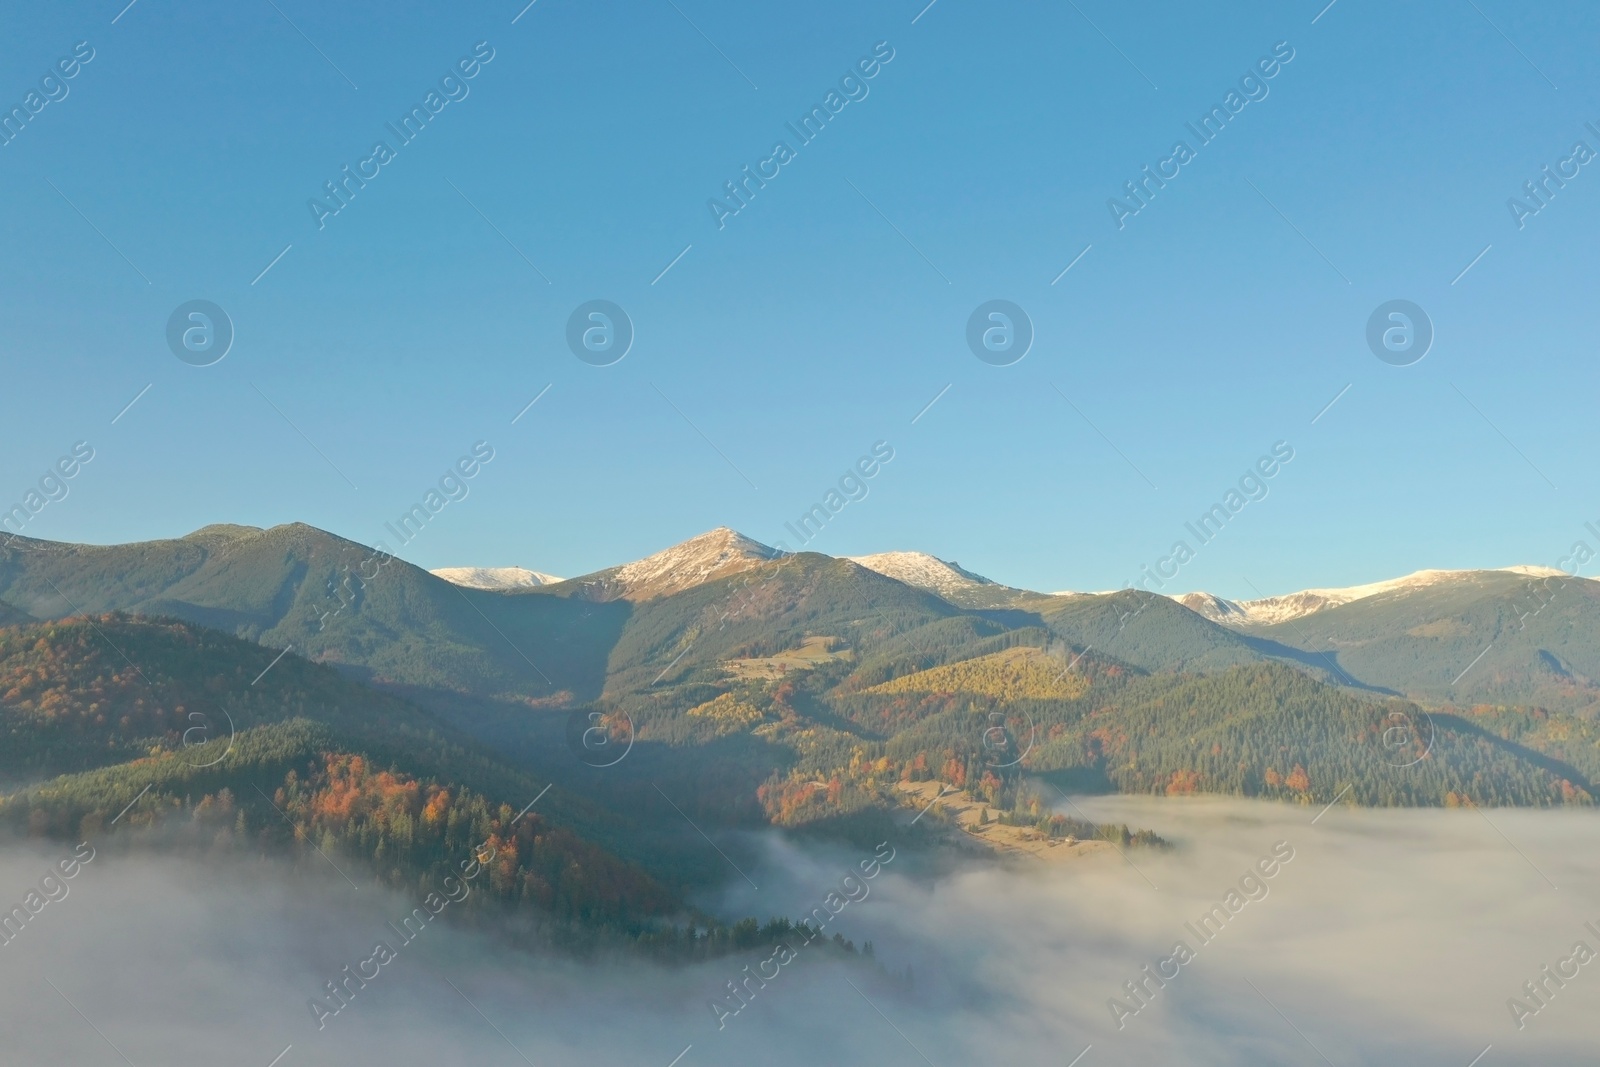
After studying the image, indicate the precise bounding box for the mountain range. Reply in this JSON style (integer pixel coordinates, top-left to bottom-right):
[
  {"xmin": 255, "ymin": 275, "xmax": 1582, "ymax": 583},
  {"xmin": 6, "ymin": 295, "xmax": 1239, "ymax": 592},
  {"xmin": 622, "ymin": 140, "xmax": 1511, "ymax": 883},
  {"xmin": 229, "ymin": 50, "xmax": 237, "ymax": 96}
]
[
  {"xmin": 3, "ymin": 521, "xmax": 1598, "ymax": 942},
  {"xmin": 5, "ymin": 522, "xmax": 1596, "ymax": 712},
  {"xmin": 420, "ymin": 533, "xmax": 1598, "ymax": 712}
]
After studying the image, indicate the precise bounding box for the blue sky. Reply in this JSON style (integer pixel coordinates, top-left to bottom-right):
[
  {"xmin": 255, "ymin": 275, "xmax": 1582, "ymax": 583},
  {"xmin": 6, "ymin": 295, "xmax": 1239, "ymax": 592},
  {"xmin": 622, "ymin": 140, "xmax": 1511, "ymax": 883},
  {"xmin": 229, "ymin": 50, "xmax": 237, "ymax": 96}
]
[{"xmin": 2, "ymin": 0, "xmax": 1598, "ymax": 598}]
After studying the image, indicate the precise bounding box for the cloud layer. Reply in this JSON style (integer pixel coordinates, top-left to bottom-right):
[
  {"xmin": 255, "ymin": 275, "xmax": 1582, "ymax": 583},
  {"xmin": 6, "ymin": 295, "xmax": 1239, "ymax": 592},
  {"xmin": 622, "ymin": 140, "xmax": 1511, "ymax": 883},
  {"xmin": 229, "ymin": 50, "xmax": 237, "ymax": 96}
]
[{"xmin": 2, "ymin": 796, "xmax": 1597, "ymax": 1065}]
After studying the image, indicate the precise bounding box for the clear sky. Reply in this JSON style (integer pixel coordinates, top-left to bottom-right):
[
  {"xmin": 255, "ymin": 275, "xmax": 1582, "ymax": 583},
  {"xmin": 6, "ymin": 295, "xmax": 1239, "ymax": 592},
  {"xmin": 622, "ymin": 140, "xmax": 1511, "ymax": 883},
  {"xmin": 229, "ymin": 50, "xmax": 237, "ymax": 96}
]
[{"xmin": 2, "ymin": 0, "xmax": 1597, "ymax": 599}]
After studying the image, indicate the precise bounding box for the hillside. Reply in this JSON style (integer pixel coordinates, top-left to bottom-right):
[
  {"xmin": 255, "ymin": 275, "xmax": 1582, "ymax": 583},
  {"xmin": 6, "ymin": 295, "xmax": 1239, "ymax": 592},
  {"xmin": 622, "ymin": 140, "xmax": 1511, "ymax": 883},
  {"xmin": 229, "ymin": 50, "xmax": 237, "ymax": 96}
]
[
  {"xmin": 0, "ymin": 614, "xmax": 971, "ymax": 953},
  {"xmin": 0, "ymin": 612, "xmax": 1171, "ymax": 947},
  {"xmin": 591, "ymin": 551, "xmax": 960, "ymax": 696},
  {"xmin": 1020, "ymin": 663, "xmax": 1597, "ymax": 807},
  {"xmin": 0, "ymin": 614, "xmax": 704, "ymax": 939},
  {"xmin": 1186, "ymin": 570, "xmax": 1600, "ymax": 712},
  {"xmin": 0, "ymin": 524, "xmax": 614, "ymax": 702},
  {"xmin": 864, "ymin": 645, "xmax": 1091, "ymax": 702},
  {"xmin": 5, "ymin": 718, "xmax": 677, "ymax": 930},
  {"xmin": 0, "ymin": 598, "xmax": 33, "ymax": 626},
  {"xmin": 0, "ymin": 613, "xmax": 643, "ymax": 834},
  {"xmin": 1036, "ymin": 589, "xmax": 1334, "ymax": 680}
]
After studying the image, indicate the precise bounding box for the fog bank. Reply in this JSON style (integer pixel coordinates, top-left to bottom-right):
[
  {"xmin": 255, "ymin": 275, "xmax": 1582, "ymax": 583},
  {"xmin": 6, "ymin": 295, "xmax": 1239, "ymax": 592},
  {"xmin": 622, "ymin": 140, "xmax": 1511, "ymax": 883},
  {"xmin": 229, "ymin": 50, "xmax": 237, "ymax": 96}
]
[{"xmin": 1, "ymin": 796, "xmax": 1597, "ymax": 1065}]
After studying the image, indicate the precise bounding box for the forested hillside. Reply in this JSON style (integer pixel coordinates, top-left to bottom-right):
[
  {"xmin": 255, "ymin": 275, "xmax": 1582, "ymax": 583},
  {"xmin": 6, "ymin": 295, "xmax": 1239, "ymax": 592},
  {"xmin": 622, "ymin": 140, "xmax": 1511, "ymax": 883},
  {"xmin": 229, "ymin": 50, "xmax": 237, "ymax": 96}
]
[
  {"xmin": 0, "ymin": 525, "xmax": 616, "ymax": 701},
  {"xmin": 0, "ymin": 614, "xmax": 738, "ymax": 948},
  {"xmin": 2, "ymin": 719, "xmax": 678, "ymax": 936}
]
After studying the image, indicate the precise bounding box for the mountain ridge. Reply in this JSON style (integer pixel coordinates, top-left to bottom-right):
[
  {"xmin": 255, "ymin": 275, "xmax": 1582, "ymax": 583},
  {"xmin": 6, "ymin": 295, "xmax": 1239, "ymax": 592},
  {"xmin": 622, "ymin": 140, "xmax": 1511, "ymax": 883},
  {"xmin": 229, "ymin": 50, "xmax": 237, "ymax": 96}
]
[
  {"xmin": 141, "ymin": 514, "xmax": 1571, "ymax": 616},
  {"xmin": 431, "ymin": 566, "xmax": 565, "ymax": 591},
  {"xmin": 8, "ymin": 522, "xmax": 1597, "ymax": 712},
  {"xmin": 1171, "ymin": 566, "xmax": 1578, "ymax": 626}
]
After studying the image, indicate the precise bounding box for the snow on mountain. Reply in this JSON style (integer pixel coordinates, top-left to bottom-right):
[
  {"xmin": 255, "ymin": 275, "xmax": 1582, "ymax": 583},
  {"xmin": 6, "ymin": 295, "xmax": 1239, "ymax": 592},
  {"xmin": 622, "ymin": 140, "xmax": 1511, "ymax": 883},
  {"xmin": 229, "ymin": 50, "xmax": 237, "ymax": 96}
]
[
  {"xmin": 430, "ymin": 566, "xmax": 564, "ymax": 591},
  {"xmin": 1174, "ymin": 566, "xmax": 1576, "ymax": 626},
  {"xmin": 607, "ymin": 527, "xmax": 783, "ymax": 600},
  {"xmin": 432, "ymin": 530, "xmax": 784, "ymax": 601},
  {"xmin": 434, "ymin": 535, "xmax": 1587, "ymax": 622},
  {"xmin": 846, "ymin": 551, "xmax": 997, "ymax": 599},
  {"xmin": 1171, "ymin": 590, "xmax": 1253, "ymax": 623}
]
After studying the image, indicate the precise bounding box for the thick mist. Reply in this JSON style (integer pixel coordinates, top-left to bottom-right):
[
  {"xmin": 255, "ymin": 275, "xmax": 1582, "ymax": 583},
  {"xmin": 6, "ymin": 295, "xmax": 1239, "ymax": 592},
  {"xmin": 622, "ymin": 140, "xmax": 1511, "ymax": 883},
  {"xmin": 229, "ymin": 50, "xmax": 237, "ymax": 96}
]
[{"xmin": 1, "ymin": 797, "xmax": 1597, "ymax": 1065}]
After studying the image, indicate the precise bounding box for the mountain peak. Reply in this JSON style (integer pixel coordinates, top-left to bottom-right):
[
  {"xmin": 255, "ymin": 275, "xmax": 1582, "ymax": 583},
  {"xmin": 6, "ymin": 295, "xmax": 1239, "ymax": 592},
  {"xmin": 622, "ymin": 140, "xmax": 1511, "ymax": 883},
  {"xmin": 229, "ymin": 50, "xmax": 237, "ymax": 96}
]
[
  {"xmin": 607, "ymin": 528, "xmax": 782, "ymax": 600},
  {"xmin": 846, "ymin": 551, "xmax": 996, "ymax": 598}
]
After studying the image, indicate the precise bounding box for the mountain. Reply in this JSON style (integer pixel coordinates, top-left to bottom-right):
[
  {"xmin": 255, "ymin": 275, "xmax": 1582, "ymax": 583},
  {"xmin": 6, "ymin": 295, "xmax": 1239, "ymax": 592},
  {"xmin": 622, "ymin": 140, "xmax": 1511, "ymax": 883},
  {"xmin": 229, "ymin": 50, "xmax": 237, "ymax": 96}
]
[
  {"xmin": 0, "ymin": 614, "xmax": 953, "ymax": 951},
  {"xmin": 25, "ymin": 521, "xmax": 1600, "ymax": 968},
  {"xmin": 9, "ymin": 521, "xmax": 1600, "ymax": 815},
  {"xmin": 0, "ymin": 613, "xmax": 688, "ymax": 921},
  {"xmin": 0, "ymin": 610, "xmax": 440, "ymax": 785},
  {"xmin": 847, "ymin": 551, "xmax": 995, "ymax": 597},
  {"xmin": 1020, "ymin": 661, "xmax": 1598, "ymax": 807},
  {"xmin": 0, "ymin": 523, "xmax": 614, "ymax": 702},
  {"xmin": 1230, "ymin": 570, "xmax": 1600, "ymax": 712},
  {"xmin": 1173, "ymin": 566, "xmax": 1575, "ymax": 626},
  {"xmin": 553, "ymin": 527, "xmax": 783, "ymax": 602},
  {"xmin": 596, "ymin": 550, "xmax": 960, "ymax": 695},
  {"xmin": 430, "ymin": 566, "xmax": 565, "ymax": 591},
  {"xmin": 1171, "ymin": 568, "xmax": 1600, "ymax": 712},
  {"xmin": 846, "ymin": 551, "xmax": 1074, "ymax": 613},
  {"xmin": 1171, "ymin": 591, "xmax": 1256, "ymax": 624},
  {"xmin": 1033, "ymin": 588, "xmax": 1325, "ymax": 679},
  {"xmin": 0, "ymin": 522, "xmax": 1388, "ymax": 711}
]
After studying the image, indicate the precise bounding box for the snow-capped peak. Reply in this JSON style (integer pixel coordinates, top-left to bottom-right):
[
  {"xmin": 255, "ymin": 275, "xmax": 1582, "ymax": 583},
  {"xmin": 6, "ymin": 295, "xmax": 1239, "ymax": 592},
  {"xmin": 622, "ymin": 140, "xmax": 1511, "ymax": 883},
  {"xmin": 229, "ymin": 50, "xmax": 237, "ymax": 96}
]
[
  {"xmin": 609, "ymin": 527, "xmax": 782, "ymax": 600},
  {"xmin": 1174, "ymin": 566, "xmax": 1578, "ymax": 626},
  {"xmin": 847, "ymin": 551, "xmax": 996, "ymax": 598},
  {"xmin": 430, "ymin": 566, "xmax": 564, "ymax": 591}
]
